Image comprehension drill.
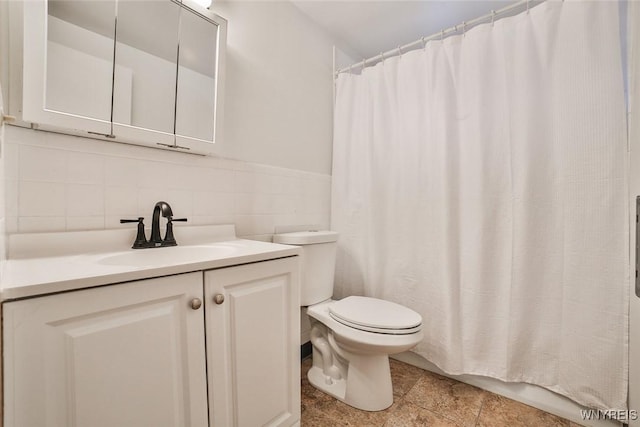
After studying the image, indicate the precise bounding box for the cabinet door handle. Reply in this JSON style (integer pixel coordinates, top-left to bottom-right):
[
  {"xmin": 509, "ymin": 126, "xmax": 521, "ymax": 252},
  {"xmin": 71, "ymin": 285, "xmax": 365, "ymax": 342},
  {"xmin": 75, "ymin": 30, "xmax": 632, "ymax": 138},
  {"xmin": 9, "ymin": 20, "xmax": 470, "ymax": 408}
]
[
  {"xmin": 213, "ymin": 294, "xmax": 225, "ymax": 305},
  {"xmin": 190, "ymin": 298, "xmax": 202, "ymax": 310}
]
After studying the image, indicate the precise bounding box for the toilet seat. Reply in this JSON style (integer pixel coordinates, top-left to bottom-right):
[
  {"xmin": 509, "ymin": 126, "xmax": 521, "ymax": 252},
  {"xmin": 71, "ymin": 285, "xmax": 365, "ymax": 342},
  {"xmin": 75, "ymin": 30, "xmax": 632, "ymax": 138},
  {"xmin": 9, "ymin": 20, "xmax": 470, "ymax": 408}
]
[{"xmin": 328, "ymin": 296, "xmax": 422, "ymax": 335}]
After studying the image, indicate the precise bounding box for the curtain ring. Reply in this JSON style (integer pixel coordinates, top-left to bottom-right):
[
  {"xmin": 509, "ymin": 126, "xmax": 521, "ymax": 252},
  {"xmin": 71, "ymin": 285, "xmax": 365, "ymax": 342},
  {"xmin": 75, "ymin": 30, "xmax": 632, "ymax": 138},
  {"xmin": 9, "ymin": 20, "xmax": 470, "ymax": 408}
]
[
  {"xmin": 491, "ymin": 10, "xmax": 496, "ymax": 26},
  {"xmin": 462, "ymin": 21, "xmax": 466, "ymax": 37},
  {"xmin": 380, "ymin": 52, "xmax": 385, "ymax": 64},
  {"xmin": 361, "ymin": 58, "xmax": 366, "ymax": 71},
  {"xmin": 397, "ymin": 46, "xmax": 402, "ymax": 57},
  {"xmin": 526, "ymin": 0, "xmax": 530, "ymax": 14},
  {"xmin": 441, "ymin": 29, "xmax": 445, "ymax": 41},
  {"xmin": 422, "ymin": 36, "xmax": 427, "ymax": 50}
]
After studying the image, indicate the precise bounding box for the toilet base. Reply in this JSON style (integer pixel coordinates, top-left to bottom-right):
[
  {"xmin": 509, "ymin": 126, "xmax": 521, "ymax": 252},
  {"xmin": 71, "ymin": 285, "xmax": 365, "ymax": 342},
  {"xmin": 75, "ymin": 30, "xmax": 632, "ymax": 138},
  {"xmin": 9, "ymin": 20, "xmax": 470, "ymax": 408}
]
[
  {"xmin": 308, "ymin": 350, "xmax": 394, "ymax": 412},
  {"xmin": 307, "ymin": 365, "xmax": 347, "ymax": 401}
]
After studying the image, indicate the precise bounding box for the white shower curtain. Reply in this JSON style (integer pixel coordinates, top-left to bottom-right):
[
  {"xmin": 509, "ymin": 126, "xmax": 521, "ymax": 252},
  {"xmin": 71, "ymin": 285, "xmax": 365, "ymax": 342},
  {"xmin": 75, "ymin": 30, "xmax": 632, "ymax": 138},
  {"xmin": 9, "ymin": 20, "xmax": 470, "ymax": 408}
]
[{"xmin": 332, "ymin": 0, "xmax": 628, "ymax": 410}]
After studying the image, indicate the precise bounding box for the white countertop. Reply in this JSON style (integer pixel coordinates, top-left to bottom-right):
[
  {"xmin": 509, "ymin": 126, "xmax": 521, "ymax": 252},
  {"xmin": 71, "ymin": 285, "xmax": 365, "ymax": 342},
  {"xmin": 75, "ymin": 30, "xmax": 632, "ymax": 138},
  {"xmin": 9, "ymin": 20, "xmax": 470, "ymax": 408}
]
[{"xmin": 1, "ymin": 225, "xmax": 300, "ymax": 301}]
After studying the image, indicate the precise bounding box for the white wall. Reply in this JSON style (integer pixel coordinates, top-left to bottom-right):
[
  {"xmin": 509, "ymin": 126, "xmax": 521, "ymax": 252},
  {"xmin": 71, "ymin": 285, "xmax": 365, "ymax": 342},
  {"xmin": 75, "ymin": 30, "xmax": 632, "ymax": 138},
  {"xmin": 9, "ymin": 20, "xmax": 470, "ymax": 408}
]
[{"xmin": 209, "ymin": 1, "xmax": 335, "ymax": 175}]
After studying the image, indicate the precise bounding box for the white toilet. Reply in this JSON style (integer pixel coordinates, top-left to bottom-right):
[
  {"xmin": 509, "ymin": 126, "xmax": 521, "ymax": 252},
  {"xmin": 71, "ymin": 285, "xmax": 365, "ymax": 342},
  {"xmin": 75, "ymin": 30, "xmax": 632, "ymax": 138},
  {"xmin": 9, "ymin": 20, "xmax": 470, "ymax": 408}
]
[{"xmin": 273, "ymin": 230, "xmax": 423, "ymax": 411}]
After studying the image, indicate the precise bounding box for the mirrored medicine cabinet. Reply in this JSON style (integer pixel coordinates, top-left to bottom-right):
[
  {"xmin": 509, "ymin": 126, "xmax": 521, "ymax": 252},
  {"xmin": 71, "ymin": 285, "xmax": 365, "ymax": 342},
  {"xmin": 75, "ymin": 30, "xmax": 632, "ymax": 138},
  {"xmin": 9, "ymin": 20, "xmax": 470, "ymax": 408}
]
[{"xmin": 20, "ymin": 0, "xmax": 226, "ymax": 154}]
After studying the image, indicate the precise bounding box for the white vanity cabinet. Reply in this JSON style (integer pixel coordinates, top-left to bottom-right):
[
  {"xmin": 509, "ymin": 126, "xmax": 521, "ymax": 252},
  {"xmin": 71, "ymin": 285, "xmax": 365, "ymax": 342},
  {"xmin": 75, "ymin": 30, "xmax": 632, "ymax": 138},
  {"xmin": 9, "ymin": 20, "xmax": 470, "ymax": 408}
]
[
  {"xmin": 205, "ymin": 256, "xmax": 301, "ymax": 427},
  {"xmin": 3, "ymin": 256, "xmax": 300, "ymax": 427},
  {"xmin": 3, "ymin": 272, "xmax": 209, "ymax": 427}
]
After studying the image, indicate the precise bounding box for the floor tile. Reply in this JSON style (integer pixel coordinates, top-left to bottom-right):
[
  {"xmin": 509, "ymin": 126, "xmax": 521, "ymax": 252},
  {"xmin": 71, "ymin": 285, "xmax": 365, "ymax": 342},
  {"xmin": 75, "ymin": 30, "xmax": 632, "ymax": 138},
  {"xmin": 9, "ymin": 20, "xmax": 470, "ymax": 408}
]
[
  {"xmin": 476, "ymin": 394, "xmax": 571, "ymax": 427},
  {"xmin": 384, "ymin": 401, "xmax": 460, "ymax": 427},
  {"xmin": 404, "ymin": 371, "xmax": 486, "ymax": 427},
  {"xmin": 301, "ymin": 406, "xmax": 340, "ymax": 426},
  {"xmin": 301, "ymin": 355, "xmax": 577, "ymax": 427},
  {"xmin": 319, "ymin": 399, "xmax": 398, "ymax": 426},
  {"xmin": 390, "ymin": 359, "xmax": 425, "ymax": 397}
]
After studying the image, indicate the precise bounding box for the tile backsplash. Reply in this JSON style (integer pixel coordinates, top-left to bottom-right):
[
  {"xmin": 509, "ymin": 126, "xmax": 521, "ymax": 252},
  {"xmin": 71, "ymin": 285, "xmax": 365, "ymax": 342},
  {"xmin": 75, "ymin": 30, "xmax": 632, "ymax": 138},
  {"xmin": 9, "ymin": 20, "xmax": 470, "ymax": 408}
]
[{"xmin": 5, "ymin": 126, "xmax": 331, "ymax": 240}]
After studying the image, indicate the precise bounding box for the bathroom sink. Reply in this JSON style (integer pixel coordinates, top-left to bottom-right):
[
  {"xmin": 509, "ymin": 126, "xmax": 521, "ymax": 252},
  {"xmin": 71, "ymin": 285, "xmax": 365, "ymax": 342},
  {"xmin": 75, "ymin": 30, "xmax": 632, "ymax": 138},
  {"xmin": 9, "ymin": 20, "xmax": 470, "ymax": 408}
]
[{"xmin": 97, "ymin": 244, "xmax": 238, "ymax": 267}]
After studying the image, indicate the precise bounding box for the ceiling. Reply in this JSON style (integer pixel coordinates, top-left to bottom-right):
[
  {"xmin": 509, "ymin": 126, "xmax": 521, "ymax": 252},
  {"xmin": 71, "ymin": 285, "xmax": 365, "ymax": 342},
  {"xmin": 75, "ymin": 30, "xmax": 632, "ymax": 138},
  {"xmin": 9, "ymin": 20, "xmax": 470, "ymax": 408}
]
[{"xmin": 291, "ymin": 1, "xmax": 519, "ymax": 62}]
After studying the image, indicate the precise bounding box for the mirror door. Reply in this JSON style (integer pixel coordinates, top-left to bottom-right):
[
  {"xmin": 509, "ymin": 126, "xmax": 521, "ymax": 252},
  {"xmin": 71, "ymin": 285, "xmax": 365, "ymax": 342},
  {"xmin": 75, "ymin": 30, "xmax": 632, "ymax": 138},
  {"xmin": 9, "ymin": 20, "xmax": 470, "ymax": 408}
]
[
  {"xmin": 175, "ymin": 7, "xmax": 219, "ymax": 146},
  {"xmin": 22, "ymin": 0, "xmax": 116, "ymax": 134},
  {"xmin": 112, "ymin": 0, "xmax": 181, "ymax": 146}
]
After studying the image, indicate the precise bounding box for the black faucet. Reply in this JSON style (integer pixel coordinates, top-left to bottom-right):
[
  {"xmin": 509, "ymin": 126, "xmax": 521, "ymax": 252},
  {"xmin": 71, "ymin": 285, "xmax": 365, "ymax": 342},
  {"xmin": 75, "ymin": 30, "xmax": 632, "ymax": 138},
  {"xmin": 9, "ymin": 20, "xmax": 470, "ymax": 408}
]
[
  {"xmin": 121, "ymin": 201, "xmax": 187, "ymax": 249},
  {"xmin": 150, "ymin": 201, "xmax": 173, "ymax": 246}
]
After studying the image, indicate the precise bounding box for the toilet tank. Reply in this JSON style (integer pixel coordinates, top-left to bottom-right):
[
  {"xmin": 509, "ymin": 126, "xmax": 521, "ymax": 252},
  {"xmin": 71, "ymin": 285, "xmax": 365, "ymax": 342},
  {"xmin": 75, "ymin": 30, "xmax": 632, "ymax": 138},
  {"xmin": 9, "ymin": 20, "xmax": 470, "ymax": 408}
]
[{"xmin": 273, "ymin": 231, "xmax": 338, "ymax": 306}]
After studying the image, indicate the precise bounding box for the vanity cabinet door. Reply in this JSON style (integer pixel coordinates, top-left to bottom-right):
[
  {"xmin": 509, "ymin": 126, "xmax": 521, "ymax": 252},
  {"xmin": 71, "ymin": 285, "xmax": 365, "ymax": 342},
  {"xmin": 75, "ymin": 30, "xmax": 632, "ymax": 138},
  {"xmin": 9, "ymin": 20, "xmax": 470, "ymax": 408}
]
[
  {"xmin": 3, "ymin": 272, "xmax": 208, "ymax": 427},
  {"xmin": 205, "ymin": 257, "xmax": 300, "ymax": 427}
]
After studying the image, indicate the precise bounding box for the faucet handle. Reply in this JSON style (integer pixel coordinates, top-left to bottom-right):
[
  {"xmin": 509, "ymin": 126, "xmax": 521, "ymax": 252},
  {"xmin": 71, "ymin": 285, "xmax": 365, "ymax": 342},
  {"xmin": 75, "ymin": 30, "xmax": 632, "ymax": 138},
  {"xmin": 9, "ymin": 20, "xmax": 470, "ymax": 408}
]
[
  {"xmin": 163, "ymin": 217, "xmax": 188, "ymax": 246},
  {"xmin": 120, "ymin": 217, "xmax": 144, "ymax": 224},
  {"xmin": 120, "ymin": 217, "xmax": 149, "ymax": 249}
]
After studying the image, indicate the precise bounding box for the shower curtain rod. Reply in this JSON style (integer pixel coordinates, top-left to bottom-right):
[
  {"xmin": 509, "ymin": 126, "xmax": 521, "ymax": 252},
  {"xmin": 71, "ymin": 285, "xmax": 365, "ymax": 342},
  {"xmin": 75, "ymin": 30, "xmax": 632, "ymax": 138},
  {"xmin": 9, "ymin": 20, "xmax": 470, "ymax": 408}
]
[{"xmin": 335, "ymin": 0, "xmax": 542, "ymax": 76}]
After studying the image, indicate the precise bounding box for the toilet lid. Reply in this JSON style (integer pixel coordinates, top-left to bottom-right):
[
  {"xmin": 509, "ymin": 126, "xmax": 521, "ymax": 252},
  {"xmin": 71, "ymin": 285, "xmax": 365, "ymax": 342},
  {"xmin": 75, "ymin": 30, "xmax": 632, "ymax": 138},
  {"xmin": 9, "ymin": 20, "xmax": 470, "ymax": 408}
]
[{"xmin": 329, "ymin": 296, "xmax": 422, "ymax": 335}]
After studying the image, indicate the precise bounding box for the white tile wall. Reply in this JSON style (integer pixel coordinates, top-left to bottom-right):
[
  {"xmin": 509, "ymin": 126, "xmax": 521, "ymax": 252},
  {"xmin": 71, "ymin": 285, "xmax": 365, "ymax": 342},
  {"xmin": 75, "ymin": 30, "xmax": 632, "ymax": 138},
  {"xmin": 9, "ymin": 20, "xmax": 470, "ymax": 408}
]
[{"xmin": 4, "ymin": 126, "xmax": 331, "ymax": 240}]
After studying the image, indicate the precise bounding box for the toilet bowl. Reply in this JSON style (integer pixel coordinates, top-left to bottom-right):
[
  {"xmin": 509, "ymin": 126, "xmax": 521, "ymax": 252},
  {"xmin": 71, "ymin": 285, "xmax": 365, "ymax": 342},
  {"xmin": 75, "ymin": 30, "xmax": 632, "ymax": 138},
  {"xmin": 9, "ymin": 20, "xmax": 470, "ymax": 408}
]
[{"xmin": 273, "ymin": 231, "xmax": 423, "ymax": 411}]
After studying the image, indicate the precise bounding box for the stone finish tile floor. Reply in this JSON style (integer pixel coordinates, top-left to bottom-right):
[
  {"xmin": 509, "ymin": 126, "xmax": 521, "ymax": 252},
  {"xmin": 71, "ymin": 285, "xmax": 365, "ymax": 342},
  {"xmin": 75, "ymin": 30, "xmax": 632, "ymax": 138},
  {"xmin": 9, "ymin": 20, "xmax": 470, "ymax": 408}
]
[{"xmin": 301, "ymin": 358, "xmax": 584, "ymax": 427}]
